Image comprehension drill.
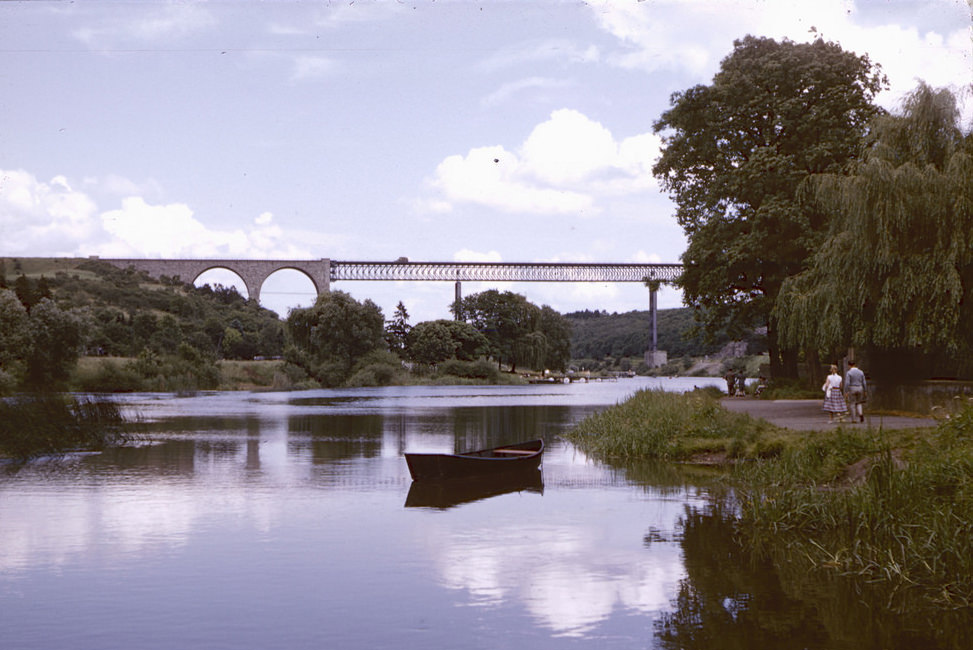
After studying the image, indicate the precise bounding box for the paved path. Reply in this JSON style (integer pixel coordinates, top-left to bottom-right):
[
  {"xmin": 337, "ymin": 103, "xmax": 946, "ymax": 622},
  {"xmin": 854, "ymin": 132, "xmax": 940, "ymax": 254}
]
[{"xmin": 720, "ymin": 398, "xmax": 938, "ymax": 431}]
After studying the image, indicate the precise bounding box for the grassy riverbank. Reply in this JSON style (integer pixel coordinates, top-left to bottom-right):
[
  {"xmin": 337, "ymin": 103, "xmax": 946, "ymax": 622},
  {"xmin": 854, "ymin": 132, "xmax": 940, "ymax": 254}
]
[
  {"xmin": 0, "ymin": 394, "xmax": 129, "ymax": 460},
  {"xmin": 565, "ymin": 389, "xmax": 973, "ymax": 621},
  {"xmin": 70, "ymin": 355, "xmax": 528, "ymax": 392}
]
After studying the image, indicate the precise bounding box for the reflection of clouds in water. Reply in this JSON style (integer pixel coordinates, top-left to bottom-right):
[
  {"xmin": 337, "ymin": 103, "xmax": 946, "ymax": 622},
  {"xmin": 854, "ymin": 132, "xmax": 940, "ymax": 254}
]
[
  {"xmin": 0, "ymin": 443, "xmax": 297, "ymax": 574},
  {"xmin": 434, "ymin": 512, "xmax": 685, "ymax": 637},
  {"xmin": 0, "ymin": 486, "xmax": 199, "ymax": 573}
]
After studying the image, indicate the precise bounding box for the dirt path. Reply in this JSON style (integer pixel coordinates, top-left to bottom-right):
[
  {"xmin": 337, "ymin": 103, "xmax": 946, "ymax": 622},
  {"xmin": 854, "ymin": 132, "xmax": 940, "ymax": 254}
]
[{"xmin": 719, "ymin": 397, "xmax": 938, "ymax": 431}]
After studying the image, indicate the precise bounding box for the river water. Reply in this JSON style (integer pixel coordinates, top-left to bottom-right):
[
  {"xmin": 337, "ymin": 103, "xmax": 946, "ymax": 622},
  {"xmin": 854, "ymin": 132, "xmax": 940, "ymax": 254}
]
[{"xmin": 0, "ymin": 379, "xmax": 963, "ymax": 649}]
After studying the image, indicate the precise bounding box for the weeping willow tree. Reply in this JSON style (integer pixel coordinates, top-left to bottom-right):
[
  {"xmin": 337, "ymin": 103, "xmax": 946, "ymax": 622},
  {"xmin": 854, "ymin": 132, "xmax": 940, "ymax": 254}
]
[{"xmin": 776, "ymin": 83, "xmax": 973, "ymax": 378}]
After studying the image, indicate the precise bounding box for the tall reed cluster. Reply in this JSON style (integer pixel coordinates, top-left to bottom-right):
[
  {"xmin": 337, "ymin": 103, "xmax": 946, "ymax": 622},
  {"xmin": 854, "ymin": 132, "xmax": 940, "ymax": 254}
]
[
  {"xmin": 566, "ymin": 388, "xmax": 776, "ymax": 460},
  {"xmin": 0, "ymin": 395, "xmax": 128, "ymax": 460}
]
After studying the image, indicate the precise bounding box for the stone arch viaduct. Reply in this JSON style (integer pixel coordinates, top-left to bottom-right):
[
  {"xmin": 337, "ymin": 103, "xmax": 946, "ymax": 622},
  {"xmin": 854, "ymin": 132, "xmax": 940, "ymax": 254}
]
[{"xmin": 95, "ymin": 257, "xmax": 683, "ymax": 365}]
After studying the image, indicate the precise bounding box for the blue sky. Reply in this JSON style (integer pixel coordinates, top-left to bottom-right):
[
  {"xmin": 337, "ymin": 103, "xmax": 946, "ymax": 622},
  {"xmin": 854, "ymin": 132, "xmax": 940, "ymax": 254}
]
[{"xmin": 1, "ymin": 0, "xmax": 969, "ymax": 322}]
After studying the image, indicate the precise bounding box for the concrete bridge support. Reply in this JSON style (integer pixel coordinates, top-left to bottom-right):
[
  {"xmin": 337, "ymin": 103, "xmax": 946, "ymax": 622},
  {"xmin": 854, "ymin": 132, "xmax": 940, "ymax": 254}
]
[{"xmin": 644, "ymin": 282, "xmax": 668, "ymax": 369}]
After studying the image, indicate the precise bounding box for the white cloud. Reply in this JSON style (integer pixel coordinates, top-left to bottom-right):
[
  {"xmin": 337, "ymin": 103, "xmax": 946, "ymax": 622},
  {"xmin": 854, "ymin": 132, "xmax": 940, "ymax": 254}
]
[
  {"xmin": 0, "ymin": 169, "xmax": 313, "ymax": 260},
  {"xmin": 424, "ymin": 110, "xmax": 660, "ymax": 216},
  {"xmin": 73, "ymin": 3, "xmax": 216, "ymax": 48},
  {"xmin": 479, "ymin": 38, "xmax": 601, "ymax": 72},
  {"xmin": 453, "ymin": 249, "xmax": 503, "ymax": 262},
  {"xmin": 590, "ymin": 0, "xmax": 972, "ymax": 121},
  {"xmin": 429, "ymin": 145, "xmax": 596, "ymax": 215},
  {"xmin": 0, "ymin": 170, "xmax": 98, "ymax": 255},
  {"xmin": 482, "ymin": 77, "xmax": 574, "ymax": 108},
  {"xmin": 632, "ymin": 250, "xmax": 662, "ymax": 264},
  {"xmin": 96, "ymin": 198, "xmax": 310, "ymax": 259}
]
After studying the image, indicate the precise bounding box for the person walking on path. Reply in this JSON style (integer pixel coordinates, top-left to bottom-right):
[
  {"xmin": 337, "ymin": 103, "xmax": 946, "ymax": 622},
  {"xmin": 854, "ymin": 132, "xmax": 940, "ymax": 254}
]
[
  {"xmin": 822, "ymin": 364, "xmax": 848, "ymax": 423},
  {"xmin": 845, "ymin": 360, "xmax": 868, "ymax": 423}
]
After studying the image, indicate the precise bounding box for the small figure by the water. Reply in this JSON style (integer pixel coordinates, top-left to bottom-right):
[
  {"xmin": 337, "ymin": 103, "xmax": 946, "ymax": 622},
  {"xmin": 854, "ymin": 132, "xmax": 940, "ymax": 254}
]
[
  {"xmin": 754, "ymin": 376, "xmax": 767, "ymax": 396},
  {"xmin": 724, "ymin": 370, "xmax": 736, "ymax": 396},
  {"xmin": 845, "ymin": 359, "xmax": 867, "ymax": 423},
  {"xmin": 822, "ymin": 364, "xmax": 847, "ymax": 423}
]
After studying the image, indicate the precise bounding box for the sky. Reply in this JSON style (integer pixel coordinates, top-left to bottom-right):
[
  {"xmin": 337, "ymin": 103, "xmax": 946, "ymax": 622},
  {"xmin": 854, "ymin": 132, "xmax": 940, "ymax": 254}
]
[{"xmin": 1, "ymin": 0, "xmax": 970, "ymax": 323}]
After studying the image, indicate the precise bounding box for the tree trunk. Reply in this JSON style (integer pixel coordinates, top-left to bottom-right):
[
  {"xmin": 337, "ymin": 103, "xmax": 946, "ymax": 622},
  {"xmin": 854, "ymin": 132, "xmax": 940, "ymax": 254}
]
[{"xmin": 805, "ymin": 348, "xmax": 823, "ymax": 388}]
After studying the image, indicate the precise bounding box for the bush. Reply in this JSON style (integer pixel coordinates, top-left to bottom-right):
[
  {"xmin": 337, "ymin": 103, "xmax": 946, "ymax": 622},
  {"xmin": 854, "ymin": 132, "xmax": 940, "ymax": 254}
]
[
  {"xmin": 437, "ymin": 358, "xmax": 500, "ymax": 382},
  {"xmin": 345, "ymin": 350, "xmax": 408, "ymax": 387}
]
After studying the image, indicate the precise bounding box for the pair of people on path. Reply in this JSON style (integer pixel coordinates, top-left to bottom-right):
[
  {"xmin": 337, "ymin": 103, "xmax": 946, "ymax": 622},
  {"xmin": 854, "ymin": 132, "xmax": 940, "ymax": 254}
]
[{"xmin": 822, "ymin": 360, "xmax": 867, "ymax": 423}]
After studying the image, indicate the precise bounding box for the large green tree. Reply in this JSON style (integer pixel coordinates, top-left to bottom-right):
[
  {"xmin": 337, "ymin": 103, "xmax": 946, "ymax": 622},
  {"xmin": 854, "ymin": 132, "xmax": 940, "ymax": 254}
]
[
  {"xmin": 653, "ymin": 36, "xmax": 886, "ymax": 378},
  {"xmin": 0, "ymin": 288, "xmax": 32, "ymax": 391},
  {"xmin": 285, "ymin": 290, "xmax": 385, "ymax": 386},
  {"xmin": 454, "ymin": 290, "xmax": 571, "ymax": 372},
  {"xmin": 25, "ymin": 298, "xmax": 85, "ymax": 388},
  {"xmin": 775, "ymin": 83, "xmax": 973, "ymax": 378}
]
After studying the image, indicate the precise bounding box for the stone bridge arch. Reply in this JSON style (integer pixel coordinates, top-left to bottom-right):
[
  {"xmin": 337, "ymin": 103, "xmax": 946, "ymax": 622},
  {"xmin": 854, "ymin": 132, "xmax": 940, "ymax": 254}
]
[{"xmin": 96, "ymin": 257, "xmax": 331, "ymax": 304}]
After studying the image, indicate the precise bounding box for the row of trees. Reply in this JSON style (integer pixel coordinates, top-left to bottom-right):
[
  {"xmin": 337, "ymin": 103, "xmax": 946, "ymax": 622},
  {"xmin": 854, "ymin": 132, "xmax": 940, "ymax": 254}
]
[
  {"xmin": 1, "ymin": 258, "xmax": 576, "ymax": 391},
  {"xmin": 284, "ymin": 289, "xmax": 573, "ymax": 387},
  {"xmin": 653, "ymin": 35, "xmax": 971, "ymax": 380}
]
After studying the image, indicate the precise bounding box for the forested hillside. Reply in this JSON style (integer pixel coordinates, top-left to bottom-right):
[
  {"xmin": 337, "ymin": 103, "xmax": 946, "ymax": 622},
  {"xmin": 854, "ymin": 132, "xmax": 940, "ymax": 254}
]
[
  {"xmin": 1, "ymin": 257, "xmax": 288, "ymax": 392},
  {"xmin": 566, "ymin": 308, "xmax": 762, "ymax": 360},
  {"xmin": 2, "ymin": 257, "xmax": 284, "ymax": 360}
]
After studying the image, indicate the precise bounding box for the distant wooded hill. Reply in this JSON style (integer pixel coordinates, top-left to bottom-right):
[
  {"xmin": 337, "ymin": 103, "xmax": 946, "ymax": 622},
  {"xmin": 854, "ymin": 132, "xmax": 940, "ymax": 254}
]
[{"xmin": 565, "ymin": 308, "xmax": 755, "ymax": 360}]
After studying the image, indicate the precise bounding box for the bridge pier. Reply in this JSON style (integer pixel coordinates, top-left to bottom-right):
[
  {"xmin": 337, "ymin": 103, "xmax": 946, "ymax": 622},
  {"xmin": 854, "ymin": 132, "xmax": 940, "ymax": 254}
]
[{"xmin": 644, "ymin": 281, "xmax": 668, "ymax": 369}]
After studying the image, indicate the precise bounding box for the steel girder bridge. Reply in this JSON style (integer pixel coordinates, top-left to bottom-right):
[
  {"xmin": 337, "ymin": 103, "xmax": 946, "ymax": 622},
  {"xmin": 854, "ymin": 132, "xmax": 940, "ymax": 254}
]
[
  {"xmin": 330, "ymin": 261, "xmax": 680, "ymax": 358},
  {"xmin": 328, "ymin": 260, "xmax": 681, "ymax": 284}
]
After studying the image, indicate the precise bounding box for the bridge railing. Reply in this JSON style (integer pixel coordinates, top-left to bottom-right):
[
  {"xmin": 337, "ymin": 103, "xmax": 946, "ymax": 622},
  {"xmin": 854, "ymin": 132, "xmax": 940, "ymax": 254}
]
[{"xmin": 328, "ymin": 261, "xmax": 681, "ymax": 283}]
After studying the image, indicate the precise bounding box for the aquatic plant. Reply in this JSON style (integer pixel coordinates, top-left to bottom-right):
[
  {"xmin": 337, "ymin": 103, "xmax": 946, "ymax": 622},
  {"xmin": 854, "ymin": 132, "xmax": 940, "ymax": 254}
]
[
  {"xmin": 565, "ymin": 388, "xmax": 777, "ymax": 460},
  {"xmin": 0, "ymin": 394, "xmax": 128, "ymax": 460}
]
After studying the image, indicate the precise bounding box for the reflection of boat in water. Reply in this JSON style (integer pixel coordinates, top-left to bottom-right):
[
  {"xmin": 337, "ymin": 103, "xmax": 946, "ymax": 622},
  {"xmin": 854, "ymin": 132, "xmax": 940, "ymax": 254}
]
[
  {"xmin": 404, "ymin": 469, "xmax": 544, "ymax": 509},
  {"xmin": 405, "ymin": 439, "xmax": 543, "ymax": 481}
]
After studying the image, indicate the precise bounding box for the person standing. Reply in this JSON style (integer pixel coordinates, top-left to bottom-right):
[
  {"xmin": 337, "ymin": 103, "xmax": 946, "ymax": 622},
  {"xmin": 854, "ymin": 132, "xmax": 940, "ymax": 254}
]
[
  {"xmin": 845, "ymin": 360, "xmax": 867, "ymax": 423},
  {"xmin": 822, "ymin": 364, "xmax": 847, "ymax": 423},
  {"xmin": 724, "ymin": 370, "xmax": 736, "ymax": 397}
]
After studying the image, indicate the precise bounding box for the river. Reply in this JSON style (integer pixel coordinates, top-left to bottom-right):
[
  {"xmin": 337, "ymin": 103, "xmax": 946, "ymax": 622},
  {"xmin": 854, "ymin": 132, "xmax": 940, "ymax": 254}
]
[{"xmin": 0, "ymin": 378, "xmax": 962, "ymax": 649}]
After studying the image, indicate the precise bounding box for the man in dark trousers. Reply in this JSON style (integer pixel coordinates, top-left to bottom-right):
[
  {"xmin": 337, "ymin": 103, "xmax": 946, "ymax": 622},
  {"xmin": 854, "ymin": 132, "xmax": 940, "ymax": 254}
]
[{"xmin": 845, "ymin": 360, "xmax": 867, "ymax": 423}]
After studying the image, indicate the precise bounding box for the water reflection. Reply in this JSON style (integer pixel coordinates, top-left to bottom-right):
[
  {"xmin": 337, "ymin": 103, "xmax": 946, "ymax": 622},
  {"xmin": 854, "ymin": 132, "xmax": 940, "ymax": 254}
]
[
  {"xmin": 17, "ymin": 381, "xmax": 959, "ymax": 649},
  {"xmin": 404, "ymin": 470, "xmax": 544, "ymax": 509},
  {"xmin": 656, "ymin": 503, "xmax": 973, "ymax": 650}
]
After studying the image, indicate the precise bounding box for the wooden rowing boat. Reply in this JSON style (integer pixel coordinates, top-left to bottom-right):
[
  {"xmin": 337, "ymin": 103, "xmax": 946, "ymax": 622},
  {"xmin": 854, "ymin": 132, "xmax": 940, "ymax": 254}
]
[{"xmin": 404, "ymin": 439, "xmax": 544, "ymax": 481}]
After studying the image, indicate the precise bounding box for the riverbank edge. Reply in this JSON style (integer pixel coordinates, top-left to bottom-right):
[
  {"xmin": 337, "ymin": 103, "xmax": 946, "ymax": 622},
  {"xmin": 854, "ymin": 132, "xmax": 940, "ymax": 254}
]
[{"xmin": 564, "ymin": 388, "xmax": 973, "ymax": 617}]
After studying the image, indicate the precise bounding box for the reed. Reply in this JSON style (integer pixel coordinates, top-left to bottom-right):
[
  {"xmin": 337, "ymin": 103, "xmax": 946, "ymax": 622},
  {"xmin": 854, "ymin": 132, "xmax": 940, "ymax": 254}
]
[
  {"xmin": 735, "ymin": 412, "xmax": 973, "ymax": 611},
  {"xmin": 565, "ymin": 388, "xmax": 779, "ymax": 460},
  {"xmin": 566, "ymin": 389, "xmax": 973, "ymax": 614},
  {"xmin": 0, "ymin": 394, "xmax": 128, "ymax": 460}
]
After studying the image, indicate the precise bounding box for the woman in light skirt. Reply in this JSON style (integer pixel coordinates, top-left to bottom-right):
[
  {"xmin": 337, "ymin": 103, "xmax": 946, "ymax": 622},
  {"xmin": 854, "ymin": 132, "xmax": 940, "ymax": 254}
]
[{"xmin": 822, "ymin": 364, "xmax": 847, "ymax": 423}]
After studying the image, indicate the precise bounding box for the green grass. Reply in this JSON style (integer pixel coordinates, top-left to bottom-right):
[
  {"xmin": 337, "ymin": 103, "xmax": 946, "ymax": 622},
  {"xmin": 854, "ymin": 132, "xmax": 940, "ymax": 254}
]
[
  {"xmin": 565, "ymin": 388, "xmax": 783, "ymax": 461},
  {"xmin": 565, "ymin": 389, "xmax": 973, "ymax": 614}
]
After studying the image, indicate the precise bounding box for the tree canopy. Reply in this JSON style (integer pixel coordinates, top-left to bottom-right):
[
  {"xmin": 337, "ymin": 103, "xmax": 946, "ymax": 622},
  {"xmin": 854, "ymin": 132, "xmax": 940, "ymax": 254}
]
[
  {"xmin": 454, "ymin": 289, "xmax": 572, "ymax": 372},
  {"xmin": 775, "ymin": 83, "xmax": 973, "ymax": 378},
  {"xmin": 285, "ymin": 290, "xmax": 386, "ymax": 386},
  {"xmin": 653, "ymin": 35, "xmax": 886, "ymax": 378}
]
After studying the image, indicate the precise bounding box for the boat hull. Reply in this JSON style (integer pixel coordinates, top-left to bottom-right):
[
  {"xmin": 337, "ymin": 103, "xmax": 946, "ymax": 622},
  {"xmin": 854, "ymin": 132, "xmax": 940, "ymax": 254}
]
[{"xmin": 405, "ymin": 439, "xmax": 543, "ymax": 481}]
